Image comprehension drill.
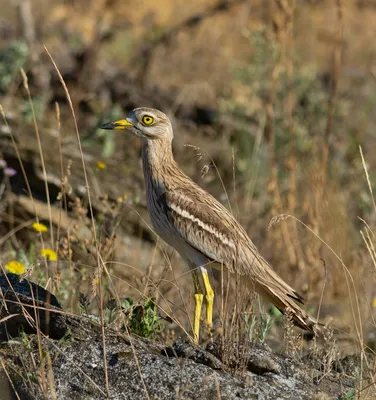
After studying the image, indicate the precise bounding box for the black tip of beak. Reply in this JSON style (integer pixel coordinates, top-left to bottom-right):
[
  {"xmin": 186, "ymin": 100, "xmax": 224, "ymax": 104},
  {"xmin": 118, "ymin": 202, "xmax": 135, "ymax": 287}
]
[{"xmin": 100, "ymin": 121, "xmax": 116, "ymax": 130}]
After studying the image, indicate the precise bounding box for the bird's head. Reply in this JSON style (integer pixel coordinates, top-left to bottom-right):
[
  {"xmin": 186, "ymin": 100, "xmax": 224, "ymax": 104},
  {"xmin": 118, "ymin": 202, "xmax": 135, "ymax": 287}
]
[{"xmin": 100, "ymin": 108, "xmax": 173, "ymax": 142}]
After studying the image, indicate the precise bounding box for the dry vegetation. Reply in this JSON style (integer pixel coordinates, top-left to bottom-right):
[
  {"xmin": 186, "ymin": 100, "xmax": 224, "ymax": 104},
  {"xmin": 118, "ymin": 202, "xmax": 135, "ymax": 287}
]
[{"xmin": 0, "ymin": 0, "xmax": 376, "ymax": 398}]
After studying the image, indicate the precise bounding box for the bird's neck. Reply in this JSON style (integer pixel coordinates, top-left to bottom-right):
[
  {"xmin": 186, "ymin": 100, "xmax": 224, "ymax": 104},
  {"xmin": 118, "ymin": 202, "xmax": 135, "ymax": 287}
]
[{"xmin": 142, "ymin": 139, "xmax": 176, "ymax": 184}]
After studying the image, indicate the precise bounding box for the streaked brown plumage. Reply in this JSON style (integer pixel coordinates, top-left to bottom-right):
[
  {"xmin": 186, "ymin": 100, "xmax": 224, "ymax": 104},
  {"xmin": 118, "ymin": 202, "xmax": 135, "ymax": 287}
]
[{"xmin": 101, "ymin": 107, "xmax": 319, "ymax": 337}]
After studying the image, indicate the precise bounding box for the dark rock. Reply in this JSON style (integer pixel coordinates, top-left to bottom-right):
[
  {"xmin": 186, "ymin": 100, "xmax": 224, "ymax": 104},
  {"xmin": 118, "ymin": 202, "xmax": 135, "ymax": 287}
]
[
  {"xmin": 0, "ymin": 273, "xmax": 66, "ymax": 339},
  {"xmin": 163, "ymin": 338, "xmax": 226, "ymax": 370}
]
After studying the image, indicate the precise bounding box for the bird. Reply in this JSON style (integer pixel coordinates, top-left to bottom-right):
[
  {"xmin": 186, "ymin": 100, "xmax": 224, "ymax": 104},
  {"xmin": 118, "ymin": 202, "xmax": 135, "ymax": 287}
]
[{"xmin": 100, "ymin": 107, "xmax": 319, "ymax": 342}]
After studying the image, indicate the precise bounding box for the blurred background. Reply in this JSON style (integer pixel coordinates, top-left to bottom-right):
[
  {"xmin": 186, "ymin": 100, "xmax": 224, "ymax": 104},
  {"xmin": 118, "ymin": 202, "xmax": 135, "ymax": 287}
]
[{"xmin": 0, "ymin": 0, "xmax": 375, "ymax": 355}]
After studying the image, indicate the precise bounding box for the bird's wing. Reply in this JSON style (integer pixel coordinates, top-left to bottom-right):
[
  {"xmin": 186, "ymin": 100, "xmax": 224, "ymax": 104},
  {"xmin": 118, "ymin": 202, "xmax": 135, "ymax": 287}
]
[
  {"xmin": 164, "ymin": 182, "xmax": 305, "ymax": 304},
  {"xmin": 164, "ymin": 183, "xmax": 260, "ymax": 274},
  {"xmin": 162, "ymin": 179, "xmax": 317, "ymax": 331}
]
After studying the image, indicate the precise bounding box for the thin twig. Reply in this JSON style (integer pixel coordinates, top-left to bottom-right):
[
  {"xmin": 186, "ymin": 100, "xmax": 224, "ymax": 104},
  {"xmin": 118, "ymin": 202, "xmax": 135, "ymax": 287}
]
[
  {"xmin": 43, "ymin": 46, "xmax": 110, "ymax": 397},
  {"xmin": 0, "ymin": 357, "xmax": 22, "ymax": 400},
  {"xmin": 320, "ymin": 0, "xmax": 343, "ymax": 179},
  {"xmin": 20, "ymin": 69, "xmax": 54, "ymax": 258},
  {"xmin": 359, "ymin": 145, "xmax": 376, "ymax": 214}
]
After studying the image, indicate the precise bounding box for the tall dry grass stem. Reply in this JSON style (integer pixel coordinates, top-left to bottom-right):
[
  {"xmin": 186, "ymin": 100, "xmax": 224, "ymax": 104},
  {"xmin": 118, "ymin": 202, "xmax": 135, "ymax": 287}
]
[{"xmin": 44, "ymin": 46, "xmax": 110, "ymax": 395}]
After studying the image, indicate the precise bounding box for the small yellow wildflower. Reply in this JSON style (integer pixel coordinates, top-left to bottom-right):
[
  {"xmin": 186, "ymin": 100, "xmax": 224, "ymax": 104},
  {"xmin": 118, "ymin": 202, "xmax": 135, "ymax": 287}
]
[
  {"xmin": 32, "ymin": 222, "xmax": 48, "ymax": 233},
  {"xmin": 5, "ymin": 260, "xmax": 25, "ymax": 275},
  {"xmin": 373, "ymin": 296, "xmax": 376, "ymax": 309},
  {"xmin": 96, "ymin": 161, "xmax": 106, "ymax": 169},
  {"xmin": 41, "ymin": 248, "xmax": 57, "ymax": 261}
]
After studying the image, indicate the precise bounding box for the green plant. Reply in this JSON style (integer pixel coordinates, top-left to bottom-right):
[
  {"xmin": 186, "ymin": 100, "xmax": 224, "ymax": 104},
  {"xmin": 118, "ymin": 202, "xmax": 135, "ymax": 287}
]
[
  {"xmin": 121, "ymin": 297, "xmax": 163, "ymax": 339},
  {"xmin": 242, "ymin": 306, "xmax": 272, "ymax": 343},
  {"xmin": 339, "ymin": 389, "xmax": 356, "ymax": 400},
  {"xmin": 22, "ymin": 95, "xmax": 46, "ymax": 123},
  {"xmin": 0, "ymin": 40, "xmax": 28, "ymax": 92}
]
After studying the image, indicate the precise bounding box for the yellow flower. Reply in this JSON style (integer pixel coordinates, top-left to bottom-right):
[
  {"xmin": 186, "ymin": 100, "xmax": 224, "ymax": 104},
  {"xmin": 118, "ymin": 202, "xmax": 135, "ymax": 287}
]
[
  {"xmin": 41, "ymin": 248, "xmax": 57, "ymax": 261},
  {"xmin": 5, "ymin": 260, "xmax": 25, "ymax": 275},
  {"xmin": 96, "ymin": 161, "xmax": 106, "ymax": 169},
  {"xmin": 373, "ymin": 296, "xmax": 376, "ymax": 309},
  {"xmin": 32, "ymin": 222, "xmax": 48, "ymax": 233}
]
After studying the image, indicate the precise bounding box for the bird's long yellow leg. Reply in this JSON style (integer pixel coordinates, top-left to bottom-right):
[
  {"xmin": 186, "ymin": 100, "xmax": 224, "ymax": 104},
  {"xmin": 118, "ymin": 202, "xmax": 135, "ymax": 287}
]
[
  {"xmin": 192, "ymin": 270, "xmax": 204, "ymax": 343},
  {"xmin": 201, "ymin": 268, "xmax": 214, "ymax": 331}
]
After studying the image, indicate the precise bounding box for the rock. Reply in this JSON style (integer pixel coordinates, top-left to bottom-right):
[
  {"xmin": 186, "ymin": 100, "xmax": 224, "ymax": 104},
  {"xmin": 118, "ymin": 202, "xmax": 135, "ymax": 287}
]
[
  {"xmin": 0, "ymin": 313, "xmax": 359, "ymax": 399},
  {"xmin": 0, "ymin": 273, "xmax": 67, "ymax": 340}
]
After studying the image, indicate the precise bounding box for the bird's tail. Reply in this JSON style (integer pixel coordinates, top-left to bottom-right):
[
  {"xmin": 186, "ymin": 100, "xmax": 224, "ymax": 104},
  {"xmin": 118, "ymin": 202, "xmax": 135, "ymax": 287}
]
[{"xmin": 252, "ymin": 259, "xmax": 320, "ymax": 333}]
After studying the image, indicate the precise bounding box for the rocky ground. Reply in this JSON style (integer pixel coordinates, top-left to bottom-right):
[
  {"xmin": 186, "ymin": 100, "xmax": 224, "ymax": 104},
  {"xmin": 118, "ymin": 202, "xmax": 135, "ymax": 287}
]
[
  {"xmin": 0, "ymin": 300, "xmax": 359, "ymax": 398},
  {"xmin": 0, "ymin": 274, "xmax": 367, "ymax": 399}
]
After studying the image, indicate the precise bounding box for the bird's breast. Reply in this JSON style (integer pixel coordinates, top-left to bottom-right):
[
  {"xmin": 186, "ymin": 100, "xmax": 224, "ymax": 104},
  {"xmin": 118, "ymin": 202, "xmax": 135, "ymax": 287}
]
[{"xmin": 143, "ymin": 174, "xmax": 206, "ymax": 266}]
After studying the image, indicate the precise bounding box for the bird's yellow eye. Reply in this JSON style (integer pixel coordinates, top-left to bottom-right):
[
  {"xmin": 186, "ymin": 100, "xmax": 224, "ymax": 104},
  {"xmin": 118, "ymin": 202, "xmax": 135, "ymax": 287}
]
[{"xmin": 142, "ymin": 115, "xmax": 154, "ymax": 125}]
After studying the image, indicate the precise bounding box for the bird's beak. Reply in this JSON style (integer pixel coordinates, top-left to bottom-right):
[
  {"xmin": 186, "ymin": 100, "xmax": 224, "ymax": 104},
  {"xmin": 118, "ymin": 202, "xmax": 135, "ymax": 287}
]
[{"xmin": 100, "ymin": 119, "xmax": 134, "ymax": 130}]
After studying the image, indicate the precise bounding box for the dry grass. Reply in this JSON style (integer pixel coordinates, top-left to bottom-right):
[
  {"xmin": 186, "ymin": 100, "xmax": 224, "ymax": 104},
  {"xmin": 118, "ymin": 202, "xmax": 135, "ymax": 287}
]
[{"xmin": 0, "ymin": 0, "xmax": 376, "ymax": 398}]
